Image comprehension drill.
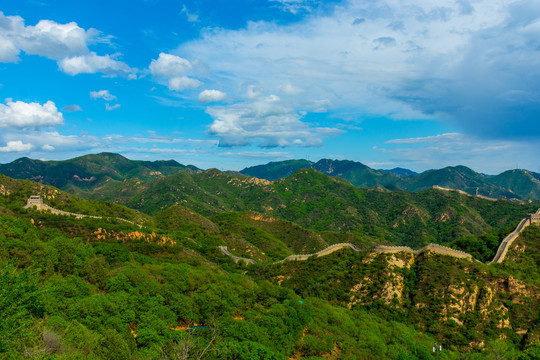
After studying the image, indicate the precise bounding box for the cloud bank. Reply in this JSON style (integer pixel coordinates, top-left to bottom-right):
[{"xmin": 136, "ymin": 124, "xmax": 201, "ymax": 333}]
[
  {"xmin": 0, "ymin": 12, "xmax": 136, "ymax": 78},
  {"xmin": 176, "ymin": 0, "xmax": 540, "ymax": 142}
]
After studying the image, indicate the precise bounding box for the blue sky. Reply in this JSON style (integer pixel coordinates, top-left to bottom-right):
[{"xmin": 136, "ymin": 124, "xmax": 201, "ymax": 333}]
[{"xmin": 0, "ymin": 0, "xmax": 539, "ymax": 173}]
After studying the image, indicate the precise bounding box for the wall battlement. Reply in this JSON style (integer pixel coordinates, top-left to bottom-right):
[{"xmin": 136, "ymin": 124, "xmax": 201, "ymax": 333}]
[
  {"xmin": 24, "ymin": 195, "xmax": 141, "ymax": 227},
  {"xmin": 220, "ymin": 207, "xmax": 540, "ymax": 265}
]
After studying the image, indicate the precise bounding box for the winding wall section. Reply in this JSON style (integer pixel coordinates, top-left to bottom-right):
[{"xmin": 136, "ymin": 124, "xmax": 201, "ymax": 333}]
[
  {"xmin": 27, "ymin": 196, "xmax": 539, "ymax": 265},
  {"xmin": 24, "ymin": 196, "xmax": 141, "ymax": 227},
  {"xmin": 220, "ymin": 207, "xmax": 540, "ymax": 265}
]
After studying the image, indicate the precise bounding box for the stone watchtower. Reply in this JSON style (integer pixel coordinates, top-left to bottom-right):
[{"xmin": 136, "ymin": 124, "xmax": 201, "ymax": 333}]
[
  {"xmin": 526, "ymin": 213, "xmax": 540, "ymax": 225},
  {"xmin": 25, "ymin": 195, "xmax": 44, "ymax": 209}
]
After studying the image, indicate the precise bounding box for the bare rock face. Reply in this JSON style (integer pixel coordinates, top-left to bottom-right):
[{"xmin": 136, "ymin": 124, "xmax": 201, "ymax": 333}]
[
  {"xmin": 348, "ymin": 251, "xmax": 414, "ymax": 308},
  {"xmin": 344, "ymin": 249, "xmax": 539, "ymax": 345}
]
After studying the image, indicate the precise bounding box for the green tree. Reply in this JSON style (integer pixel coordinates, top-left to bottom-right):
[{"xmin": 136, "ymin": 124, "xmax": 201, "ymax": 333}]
[
  {"xmin": 94, "ymin": 329, "xmax": 131, "ymax": 360},
  {"xmin": 0, "ymin": 262, "xmax": 44, "ymax": 353}
]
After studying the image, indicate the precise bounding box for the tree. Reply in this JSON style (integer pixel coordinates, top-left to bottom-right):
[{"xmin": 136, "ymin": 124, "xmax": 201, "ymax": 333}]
[
  {"xmin": 0, "ymin": 262, "xmax": 44, "ymax": 353},
  {"xmin": 94, "ymin": 329, "xmax": 131, "ymax": 360}
]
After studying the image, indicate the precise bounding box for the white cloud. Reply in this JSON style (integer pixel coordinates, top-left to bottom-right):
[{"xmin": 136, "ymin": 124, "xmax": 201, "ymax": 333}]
[
  {"xmin": 105, "ymin": 103, "xmax": 121, "ymax": 111},
  {"xmin": 168, "ymin": 76, "xmax": 202, "ymax": 91},
  {"xmin": 149, "ymin": 53, "xmax": 202, "ymax": 92},
  {"xmin": 58, "ymin": 52, "xmax": 137, "ymax": 77},
  {"xmin": 90, "ymin": 90, "xmax": 116, "ymax": 101},
  {"xmin": 0, "ymin": 12, "xmax": 93, "ymax": 61},
  {"xmin": 0, "ymin": 12, "xmax": 137, "ymax": 77},
  {"xmin": 0, "ymin": 34, "xmax": 20, "ymax": 62},
  {"xmin": 62, "ymin": 104, "xmax": 82, "ymax": 112},
  {"xmin": 206, "ymin": 94, "xmax": 342, "ymax": 147},
  {"xmin": 385, "ymin": 133, "xmax": 462, "ymax": 145},
  {"xmin": 0, "ymin": 100, "xmax": 64, "ymax": 128},
  {"xmin": 177, "ymin": 0, "xmax": 540, "ymax": 141},
  {"xmin": 219, "ymin": 151, "xmax": 293, "ymax": 159},
  {"xmin": 378, "ymin": 132, "xmax": 540, "ymax": 174},
  {"xmin": 0, "ymin": 140, "xmax": 33, "ymax": 152},
  {"xmin": 180, "ymin": 5, "xmax": 199, "ymax": 23},
  {"xmin": 270, "ymin": 0, "xmax": 315, "ymax": 14},
  {"xmin": 150, "ymin": 53, "xmax": 192, "ymax": 78},
  {"xmin": 16, "ymin": 19, "xmax": 93, "ymax": 60},
  {"xmin": 42, "ymin": 144, "xmax": 55, "ymax": 151},
  {"xmin": 279, "ymin": 82, "xmax": 302, "ymax": 95},
  {"xmin": 198, "ymin": 89, "xmax": 227, "ymax": 103}
]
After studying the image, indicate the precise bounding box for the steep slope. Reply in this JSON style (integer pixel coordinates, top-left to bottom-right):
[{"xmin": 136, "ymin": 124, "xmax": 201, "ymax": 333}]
[
  {"xmin": 84, "ymin": 167, "xmax": 539, "ymax": 248},
  {"xmin": 312, "ymin": 159, "xmax": 401, "ymax": 188},
  {"xmin": 240, "ymin": 159, "xmax": 314, "ymax": 180},
  {"xmin": 1, "ymin": 174, "xmax": 539, "ymax": 357},
  {"xmin": 243, "ymin": 158, "xmax": 540, "ymax": 200},
  {"xmin": 241, "ymin": 158, "xmax": 401, "ymax": 188},
  {"xmin": 0, "ymin": 152, "xmax": 199, "ymax": 193},
  {"xmin": 254, "ymin": 243, "xmax": 540, "ymax": 351},
  {"xmin": 397, "ymin": 166, "xmax": 515, "ymax": 198},
  {"xmin": 0, "ymin": 177, "xmax": 454, "ymax": 359},
  {"xmin": 382, "ymin": 167, "xmax": 419, "ymax": 176},
  {"xmin": 488, "ymin": 169, "xmax": 540, "ymax": 200},
  {"xmin": 0, "ymin": 174, "xmax": 149, "ymax": 224}
]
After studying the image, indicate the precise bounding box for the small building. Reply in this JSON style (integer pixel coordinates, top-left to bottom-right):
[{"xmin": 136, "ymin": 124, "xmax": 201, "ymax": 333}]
[
  {"xmin": 526, "ymin": 213, "xmax": 540, "ymax": 225},
  {"xmin": 25, "ymin": 195, "xmax": 44, "ymax": 209}
]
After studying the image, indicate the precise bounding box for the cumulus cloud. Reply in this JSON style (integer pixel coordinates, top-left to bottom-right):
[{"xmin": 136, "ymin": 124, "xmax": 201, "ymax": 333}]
[
  {"xmin": 206, "ymin": 94, "xmax": 342, "ymax": 147},
  {"xmin": 150, "ymin": 53, "xmax": 192, "ymax": 78},
  {"xmin": 0, "ymin": 12, "xmax": 93, "ymax": 61},
  {"xmin": 149, "ymin": 53, "xmax": 202, "ymax": 91},
  {"xmin": 16, "ymin": 19, "xmax": 94, "ymax": 60},
  {"xmin": 0, "ymin": 140, "xmax": 33, "ymax": 152},
  {"xmin": 198, "ymin": 89, "xmax": 227, "ymax": 103},
  {"xmin": 62, "ymin": 104, "xmax": 82, "ymax": 112},
  {"xmin": 168, "ymin": 76, "xmax": 201, "ymax": 91},
  {"xmin": 0, "ymin": 12, "xmax": 136, "ymax": 77},
  {"xmin": 177, "ymin": 0, "xmax": 540, "ymax": 141},
  {"xmin": 90, "ymin": 90, "xmax": 116, "ymax": 101},
  {"xmin": 58, "ymin": 52, "xmax": 136, "ymax": 77},
  {"xmin": 0, "ymin": 100, "xmax": 64, "ymax": 128}
]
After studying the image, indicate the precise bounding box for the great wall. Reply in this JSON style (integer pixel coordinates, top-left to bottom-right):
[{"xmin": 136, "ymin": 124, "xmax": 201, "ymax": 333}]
[
  {"xmin": 220, "ymin": 207, "xmax": 540, "ymax": 265},
  {"xmin": 24, "ymin": 195, "xmax": 141, "ymax": 227},
  {"xmin": 26, "ymin": 195, "xmax": 540, "ymax": 265}
]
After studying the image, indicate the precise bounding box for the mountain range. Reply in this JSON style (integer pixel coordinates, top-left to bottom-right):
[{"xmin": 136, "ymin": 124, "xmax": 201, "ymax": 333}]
[
  {"xmin": 2, "ymin": 153, "xmax": 540, "ymax": 200},
  {"xmin": 240, "ymin": 159, "xmax": 540, "ymax": 200}
]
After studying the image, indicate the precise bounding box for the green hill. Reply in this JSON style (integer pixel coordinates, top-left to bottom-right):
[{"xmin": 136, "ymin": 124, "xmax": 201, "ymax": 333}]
[
  {"xmin": 81, "ymin": 167, "xmax": 539, "ymax": 248},
  {"xmin": 242, "ymin": 159, "xmax": 540, "ymax": 200},
  {"xmin": 488, "ymin": 169, "xmax": 540, "ymax": 200},
  {"xmin": 0, "ymin": 152, "xmax": 199, "ymax": 194},
  {"xmin": 1, "ymin": 174, "xmax": 539, "ymax": 358}
]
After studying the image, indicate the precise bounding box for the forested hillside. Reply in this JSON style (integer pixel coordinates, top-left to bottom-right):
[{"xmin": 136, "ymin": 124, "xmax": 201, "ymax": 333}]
[
  {"xmin": 79, "ymin": 167, "xmax": 539, "ymax": 249},
  {"xmin": 1, "ymin": 173, "xmax": 539, "ymax": 359}
]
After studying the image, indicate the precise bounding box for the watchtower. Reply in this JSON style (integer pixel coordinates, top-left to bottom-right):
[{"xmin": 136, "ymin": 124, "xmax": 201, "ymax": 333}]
[
  {"xmin": 526, "ymin": 213, "xmax": 540, "ymax": 225},
  {"xmin": 25, "ymin": 195, "xmax": 44, "ymax": 209}
]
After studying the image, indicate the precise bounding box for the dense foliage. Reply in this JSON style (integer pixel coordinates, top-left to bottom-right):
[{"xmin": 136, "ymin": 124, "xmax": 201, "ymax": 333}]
[{"xmin": 0, "ymin": 172, "xmax": 539, "ymax": 359}]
